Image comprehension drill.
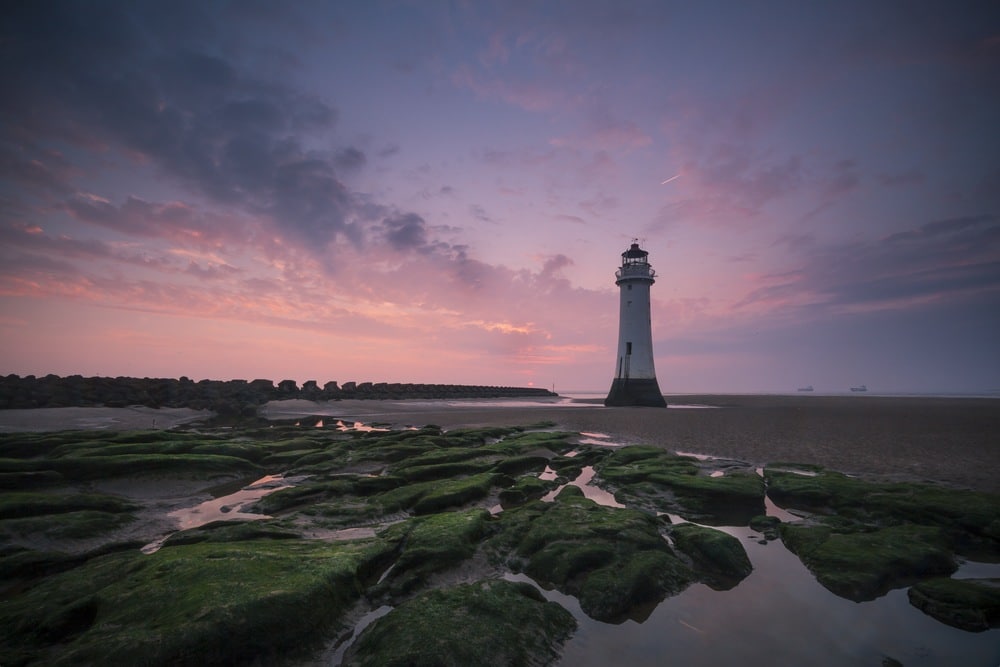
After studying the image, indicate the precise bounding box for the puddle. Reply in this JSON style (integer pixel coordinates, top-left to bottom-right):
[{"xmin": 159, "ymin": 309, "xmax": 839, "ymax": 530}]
[
  {"xmin": 954, "ymin": 559, "xmax": 1000, "ymax": 578},
  {"xmin": 376, "ymin": 563, "xmax": 396, "ymax": 585},
  {"xmin": 675, "ymin": 451, "xmax": 716, "ymax": 461},
  {"xmin": 334, "ymin": 420, "xmax": 390, "ymax": 433},
  {"xmin": 327, "ymin": 605, "xmax": 393, "ymax": 665},
  {"xmin": 539, "ymin": 465, "xmax": 559, "ymax": 481},
  {"xmin": 767, "ymin": 466, "xmax": 819, "ymax": 477},
  {"xmin": 576, "ymin": 432, "xmax": 626, "ymax": 447},
  {"xmin": 764, "ymin": 495, "xmax": 802, "ymax": 523},
  {"xmin": 541, "ymin": 466, "xmax": 626, "ymax": 508},
  {"xmin": 508, "ymin": 523, "xmax": 1000, "ymax": 667},
  {"xmin": 141, "ymin": 474, "xmax": 297, "ymax": 554}
]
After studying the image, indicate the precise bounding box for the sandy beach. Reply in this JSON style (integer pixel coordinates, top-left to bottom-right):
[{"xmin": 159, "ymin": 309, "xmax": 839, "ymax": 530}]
[
  {"xmin": 0, "ymin": 405, "xmax": 210, "ymax": 432},
  {"xmin": 1, "ymin": 395, "xmax": 997, "ymax": 494},
  {"xmin": 262, "ymin": 394, "xmax": 1000, "ymax": 494}
]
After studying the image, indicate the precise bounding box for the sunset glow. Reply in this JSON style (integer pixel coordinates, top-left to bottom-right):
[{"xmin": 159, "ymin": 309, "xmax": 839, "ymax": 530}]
[{"xmin": 1, "ymin": 2, "xmax": 997, "ymax": 393}]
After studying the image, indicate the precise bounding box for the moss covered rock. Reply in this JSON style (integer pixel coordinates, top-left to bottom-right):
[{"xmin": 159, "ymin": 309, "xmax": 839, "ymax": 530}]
[
  {"xmin": 490, "ymin": 493, "xmax": 694, "ymax": 622},
  {"xmin": 0, "ymin": 538, "xmax": 393, "ymax": 666},
  {"xmin": 908, "ymin": 577, "xmax": 1000, "ymax": 632},
  {"xmin": 345, "ymin": 579, "xmax": 576, "ymax": 666},
  {"xmin": 780, "ymin": 521, "xmax": 956, "ymax": 601},
  {"xmin": 498, "ymin": 475, "xmax": 557, "ymax": 508},
  {"xmin": 749, "ymin": 515, "xmax": 782, "ymax": 541},
  {"xmin": 598, "ymin": 446, "xmax": 765, "ymax": 524},
  {"xmin": 375, "ymin": 509, "xmax": 490, "ymax": 596},
  {"xmin": 670, "ymin": 523, "xmax": 752, "ymax": 589},
  {"xmin": 765, "ymin": 467, "xmax": 1000, "ymax": 552}
]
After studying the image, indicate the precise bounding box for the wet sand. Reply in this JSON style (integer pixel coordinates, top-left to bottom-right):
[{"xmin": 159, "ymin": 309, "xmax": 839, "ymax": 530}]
[
  {"xmin": 1, "ymin": 395, "xmax": 997, "ymax": 493},
  {"xmin": 0, "ymin": 405, "xmax": 209, "ymax": 432},
  {"xmin": 264, "ymin": 395, "xmax": 1000, "ymax": 494}
]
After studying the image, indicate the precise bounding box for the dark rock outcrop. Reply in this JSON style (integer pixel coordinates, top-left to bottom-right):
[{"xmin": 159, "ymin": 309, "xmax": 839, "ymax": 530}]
[{"xmin": 0, "ymin": 374, "xmax": 557, "ymax": 412}]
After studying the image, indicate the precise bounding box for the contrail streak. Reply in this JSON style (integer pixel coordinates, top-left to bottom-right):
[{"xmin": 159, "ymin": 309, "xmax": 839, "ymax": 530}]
[{"xmin": 660, "ymin": 174, "xmax": 681, "ymax": 185}]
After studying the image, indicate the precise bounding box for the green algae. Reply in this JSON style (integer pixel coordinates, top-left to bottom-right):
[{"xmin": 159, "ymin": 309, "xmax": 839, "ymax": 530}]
[
  {"xmin": 394, "ymin": 460, "xmax": 496, "ymax": 482},
  {"xmin": 489, "ymin": 492, "xmax": 694, "ymax": 622},
  {"xmin": 749, "ymin": 514, "xmax": 782, "ymax": 541},
  {"xmin": 0, "ymin": 492, "xmax": 139, "ymax": 541},
  {"xmin": 1, "ymin": 510, "xmax": 135, "ymax": 540},
  {"xmin": 0, "ymin": 453, "xmax": 261, "ymax": 481},
  {"xmin": 498, "ymin": 475, "xmax": 557, "ymax": 508},
  {"xmin": 597, "ymin": 446, "xmax": 765, "ymax": 524},
  {"xmin": 374, "ymin": 472, "xmax": 500, "ymax": 515},
  {"xmin": 765, "ymin": 465, "xmax": 1000, "ymax": 603},
  {"xmin": 907, "ymin": 577, "xmax": 1000, "ymax": 632},
  {"xmin": 160, "ymin": 520, "xmax": 301, "ymax": 546},
  {"xmin": 390, "ymin": 445, "xmax": 489, "ymax": 468},
  {"xmin": 669, "ymin": 523, "xmax": 753, "ymax": 589},
  {"xmin": 0, "ymin": 538, "xmax": 393, "ymax": 666},
  {"xmin": 306, "ymin": 502, "xmax": 384, "ymax": 528},
  {"xmin": 492, "ymin": 453, "xmax": 552, "ymax": 475},
  {"xmin": 345, "ymin": 579, "xmax": 576, "ymax": 667},
  {"xmin": 494, "ymin": 430, "xmax": 574, "ymax": 450},
  {"xmin": 765, "ymin": 466, "xmax": 1000, "ymax": 550},
  {"xmin": 780, "ymin": 521, "xmax": 956, "ymax": 601},
  {"xmin": 0, "ymin": 492, "xmax": 138, "ymax": 519},
  {"xmin": 2, "ymin": 419, "xmax": 996, "ymax": 665},
  {"xmin": 374, "ymin": 509, "xmax": 490, "ymax": 596},
  {"xmin": 254, "ymin": 478, "xmax": 358, "ymax": 514}
]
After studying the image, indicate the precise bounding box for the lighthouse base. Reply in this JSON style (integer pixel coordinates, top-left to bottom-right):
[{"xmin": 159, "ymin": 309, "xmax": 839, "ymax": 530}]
[{"xmin": 604, "ymin": 378, "xmax": 666, "ymax": 407}]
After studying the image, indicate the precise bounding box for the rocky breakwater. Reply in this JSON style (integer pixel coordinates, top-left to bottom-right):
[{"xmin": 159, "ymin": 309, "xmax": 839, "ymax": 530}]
[{"xmin": 0, "ymin": 374, "xmax": 557, "ymax": 417}]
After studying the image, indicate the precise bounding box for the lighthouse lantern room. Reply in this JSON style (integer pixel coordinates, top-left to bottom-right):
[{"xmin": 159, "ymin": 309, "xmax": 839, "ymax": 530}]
[{"xmin": 604, "ymin": 241, "xmax": 667, "ymax": 407}]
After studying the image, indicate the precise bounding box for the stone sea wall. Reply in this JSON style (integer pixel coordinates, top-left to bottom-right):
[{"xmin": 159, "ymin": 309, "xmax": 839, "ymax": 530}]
[{"xmin": 0, "ymin": 374, "xmax": 556, "ymax": 414}]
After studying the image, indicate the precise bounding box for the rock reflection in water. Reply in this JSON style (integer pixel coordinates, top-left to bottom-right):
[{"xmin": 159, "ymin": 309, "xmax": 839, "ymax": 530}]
[{"xmin": 513, "ymin": 524, "xmax": 1000, "ymax": 666}]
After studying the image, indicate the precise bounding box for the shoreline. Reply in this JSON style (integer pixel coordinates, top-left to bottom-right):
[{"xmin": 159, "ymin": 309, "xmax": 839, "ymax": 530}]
[
  {"xmin": 1, "ymin": 395, "xmax": 997, "ymax": 494},
  {"xmin": 263, "ymin": 394, "xmax": 1000, "ymax": 494}
]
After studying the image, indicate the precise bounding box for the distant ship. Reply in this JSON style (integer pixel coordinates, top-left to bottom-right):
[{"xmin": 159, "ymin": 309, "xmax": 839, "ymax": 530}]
[
  {"xmin": 797, "ymin": 385, "xmax": 814, "ymax": 392},
  {"xmin": 850, "ymin": 385, "xmax": 867, "ymax": 392}
]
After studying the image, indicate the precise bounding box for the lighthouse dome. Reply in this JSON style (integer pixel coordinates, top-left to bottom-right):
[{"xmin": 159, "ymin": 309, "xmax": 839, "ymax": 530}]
[{"xmin": 623, "ymin": 243, "xmax": 647, "ymax": 260}]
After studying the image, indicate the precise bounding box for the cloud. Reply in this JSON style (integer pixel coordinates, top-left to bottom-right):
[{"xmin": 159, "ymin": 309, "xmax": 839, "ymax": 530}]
[
  {"xmin": 737, "ymin": 213, "xmax": 1000, "ymax": 317},
  {"xmin": 335, "ymin": 147, "xmax": 367, "ymax": 172},
  {"xmin": 0, "ymin": 2, "xmax": 368, "ymax": 255},
  {"xmin": 381, "ymin": 212, "xmax": 429, "ymax": 251},
  {"xmin": 470, "ymin": 205, "xmax": 496, "ymax": 224},
  {"xmin": 59, "ymin": 194, "xmax": 252, "ymax": 254},
  {"xmin": 0, "ymin": 144, "xmax": 77, "ymax": 195}
]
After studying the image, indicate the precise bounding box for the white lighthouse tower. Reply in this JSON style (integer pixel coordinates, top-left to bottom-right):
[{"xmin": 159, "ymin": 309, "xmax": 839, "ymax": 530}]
[{"xmin": 605, "ymin": 241, "xmax": 666, "ymax": 407}]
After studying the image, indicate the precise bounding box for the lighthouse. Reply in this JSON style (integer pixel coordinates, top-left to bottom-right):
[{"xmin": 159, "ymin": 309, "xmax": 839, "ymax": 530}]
[{"xmin": 605, "ymin": 241, "xmax": 667, "ymax": 407}]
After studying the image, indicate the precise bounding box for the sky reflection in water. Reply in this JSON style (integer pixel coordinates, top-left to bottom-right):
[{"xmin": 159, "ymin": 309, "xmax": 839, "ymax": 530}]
[{"xmin": 516, "ymin": 522, "xmax": 1000, "ymax": 667}]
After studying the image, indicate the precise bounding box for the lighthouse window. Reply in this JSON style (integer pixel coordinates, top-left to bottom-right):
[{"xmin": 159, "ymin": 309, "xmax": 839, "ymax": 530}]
[
  {"xmin": 627, "ymin": 284, "xmax": 632, "ymax": 290},
  {"xmin": 626, "ymin": 342, "xmax": 632, "ymax": 355}
]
